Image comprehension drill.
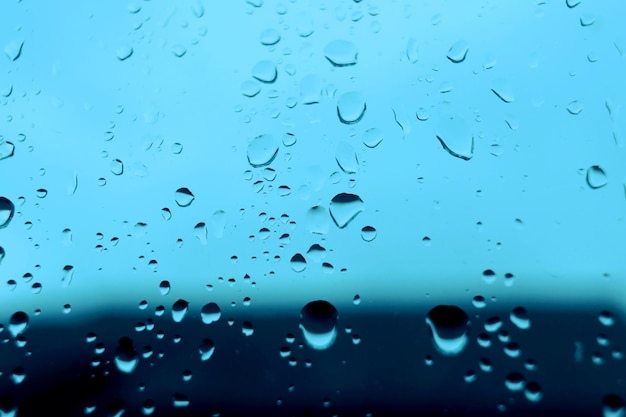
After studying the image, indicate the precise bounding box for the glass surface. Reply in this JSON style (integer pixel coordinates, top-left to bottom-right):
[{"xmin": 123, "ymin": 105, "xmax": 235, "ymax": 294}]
[{"xmin": 1, "ymin": 1, "xmax": 626, "ymax": 415}]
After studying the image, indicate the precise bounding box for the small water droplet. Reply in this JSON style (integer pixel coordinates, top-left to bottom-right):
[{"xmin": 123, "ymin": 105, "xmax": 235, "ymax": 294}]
[
  {"xmin": 491, "ymin": 79, "xmax": 514, "ymax": 103},
  {"xmin": 505, "ymin": 372, "xmax": 525, "ymax": 391},
  {"xmin": 324, "ymin": 40, "xmax": 358, "ymax": 67},
  {"xmin": 116, "ymin": 45, "xmax": 133, "ymax": 61},
  {"xmin": 300, "ymin": 300, "xmax": 338, "ymax": 350},
  {"xmin": 510, "ymin": 306, "xmax": 531, "ymax": 330},
  {"xmin": 260, "ymin": 28, "xmax": 281, "ymax": 46},
  {"xmin": 241, "ymin": 80, "xmax": 261, "ymax": 97},
  {"xmin": 4, "ymin": 40, "xmax": 24, "ymax": 61},
  {"xmin": 0, "ymin": 140, "xmax": 15, "ymax": 160},
  {"xmin": 252, "ymin": 60, "xmax": 277, "ymax": 83},
  {"xmin": 362, "ymin": 127, "xmax": 383, "ymax": 148},
  {"xmin": 329, "ymin": 193, "xmax": 364, "ymax": 228},
  {"xmin": 110, "ymin": 159, "xmax": 124, "ymax": 175},
  {"xmin": 175, "ymin": 187, "xmax": 195, "ymax": 207},
  {"xmin": 335, "ymin": 141, "xmax": 358, "ymax": 173},
  {"xmin": 307, "ymin": 205, "xmax": 330, "ymax": 235},
  {"xmin": 172, "ymin": 299, "xmax": 189, "ymax": 322},
  {"xmin": 599, "ymin": 310, "xmax": 616, "ymax": 327},
  {"xmin": 463, "ymin": 370, "xmax": 477, "ymax": 383},
  {"xmin": 436, "ymin": 114, "xmax": 474, "ymax": 160},
  {"xmin": 337, "ymin": 92, "xmax": 366, "ymax": 124},
  {"xmin": 247, "ymin": 134, "xmax": 279, "ymax": 167},
  {"xmin": 567, "ymin": 100, "xmax": 584, "ymax": 115},
  {"xmin": 0, "ymin": 197, "xmax": 15, "ymax": 228},
  {"xmin": 159, "ymin": 280, "xmax": 171, "ymax": 295},
  {"xmin": 479, "ymin": 358, "xmax": 492, "ymax": 372},
  {"xmin": 566, "ymin": 0, "xmax": 581, "ymax": 7},
  {"xmin": 426, "ymin": 305, "xmax": 469, "ymax": 355},
  {"xmin": 172, "ymin": 44, "xmax": 187, "ymax": 58},
  {"xmin": 586, "ymin": 165, "xmax": 608, "ymax": 189},
  {"xmin": 472, "ymin": 296, "xmax": 487, "ymax": 309},
  {"xmin": 35, "ymin": 188, "xmax": 47, "ymax": 198},
  {"xmin": 447, "ymin": 40, "xmax": 469, "ymax": 63},
  {"xmin": 504, "ymin": 342, "xmax": 522, "ymax": 358},
  {"xmin": 9, "ymin": 311, "xmax": 29, "ymax": 337},
  {"xmin": 171, "ymin": 142, "xmax": 183, "ymax": 154},
  {"xmin": 360, "ymin": 226, "xmax": 377, "ymax": 242},
  {"xmin": 524, "ymin": 382, "xmax": 543, "ymax": 402},
  {"xmin": 142, "ymin": 399, "xmax": 155, "ymax": 416},
  {"xmin": 11, "ymin": 366, "xmax": 26, "ymax": 384},
  {"xmin": 114, "ymin": 336, "xmax": 138, "ymax": 373},
  {"xmin": 201, "ymin": 303, "xmax": 221, "ymax": 324},
  {"xmin": 580, "ymin": 13, "xmax": 596, "ymax": 26},
  {"xmin": 484, "ymin": 316, "xmax": 503, "ymax": 333},
  {"xmin": 199, "ymin": 338, "xmax": 215, "ymax": 361},
  {"xmin": 61, "ymin": 265, "xmax": 74, "ymax": 288}
]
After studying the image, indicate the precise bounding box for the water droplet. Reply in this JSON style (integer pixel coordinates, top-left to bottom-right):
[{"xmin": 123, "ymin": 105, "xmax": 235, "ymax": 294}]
[
  {"xmin": 463, "ymin": 370, "xmax": 477, "ymax": 383},
  {"xmin": 300, "ymin": 300, "xmax": 338, "ymax": 350},
  {"xmin": 587, "ymin": 165, "xmax": 608, "ymax": 189},
  {"xmin": 505, "ymin": 372, "xmax": 525, "ymax": 392},
  {"xmin": 114, "ymin": 336, "xmax": 139, "ymax": 373},
  {"xmin": 290, "ymin": 253, "xmax": 307, "ymax": 272},
  {"xmin": 260, "ymin": 28, "xmax": 281, "ymax": 46},
  {"xmin": 241, "ymin": 80, "xmax": 261, "ymax": 97},
  {"xmin": 172, "ymin": 45, "xmax": 187, "ymax": 58},
  {"xmin": 282, "ymin": 132, "xmax": 297, "ymax": 147},
  {"xmin": 199, "ymin": 338, "xmax": 215, "ymax": 361},
  {"xmin": 171, "ymin": 142, "xmax": 183, "ymax": 154},
  {"xmin": 329, "ymin": 193, "xmax": 364, "ymax": 228},
  {"xmin": 472, "ymin": 296, "xmax": 487, "ymax": 309},
  {"xmin": 172, "ymin": 393, "xmax": 189, "ymax": 408},
  {"xmin": 251, "ymin": 60, "xmax": 277, "ymax": 83},
  {"xmin": 599, "ymin": 310, "xmax": 616, "ymax": 327},
  {"xmin": 116, "ymin": 45, "xmax": 133, "ymax": 61},
  {"xmin": 35, "ymin": 188, "xmax": 47, "ymax": 199},
  {"xmin": 9, "ymin": 311, "xmax": 29, "ymax": 337},
  {"xmin": 307, "ymin": 205, "xmax": 330, "ymax": 235},
  {"xmin": 567, "ymin": 100, "xmax": 584, "ymax": 115},
  {"xmin": 4, "ymin": 40, "xmax": 24, "ymax": 61},
  {"xmin": 201, "ymin": 302, "xmax": 221, "ymax": 324},
  {"xmin": 362, "ymin": 127, "xmax": 384, "ymax": 148},
  {"xmin": 504, "ymin": 342, "xmax": 522, "ymax": 358},
  {"xmin": 242, "ymin": 321, "xmax": 254, "ymax": 336},
  {"xmin": 142, "ymin": 399, "xmax": 155, "ymax": 416},
  {"xmin": 159, "ymin": 280, "xmax": 171, "ymax": 295},
  {"xmin": 61, "ymin": 265, "xmax": 74, "ymax": 287},
  {"xmin": 110, "ymin": 159, "xmax": 124, "ymax": 175},
  {"xmin": 426, "ymin": 305, "xmax": 469, "ymax": 355},
  {"xmin": 0, "ymin": 197, "xmax": 15, "ymax": 228},
  {"xmin": 247, "ymin": 134, "xmax": 279, "ymax": 167},
  {"xmin": 172, "ymin": 299, "xmax": 189, "ymax": 322},
  {"xmin": 335, "ymin": 141, "xmax": 359, "ymax": 173},
  {"xmin": 491, "ymin": 79, "xmax": 514, "ymax": 103},
  {"xmin": 524, "ymin": 382, "xmax": 543, "ymax": 403},
  {"xmin": 484, "ymin": 316, "xmax": 503, "ymax": 333},
  {"xmin": 0, "ymin": 246, "xmax": 4, "ymax": 264},
  {"xmin": 0, "ymin": 140, "xmax": 15, "ymax": 160},
  {"xmin": 175, "ymin": 187, "xmax": 195, "ymax": 207},
  {"xmin": 580, "ymin": 14, "xmax": 596, "ymax": 26},
  {"xmin": 324, "ymin": 40, "xmax": 358, "ymax": 67},
  {"xmin": 337, "ymin": 92, "xmax": 366, "ymax": 124},
  {"xmin": 510, "ymin": 306, "xmax": 531, "ymax": 330},
  {"xmin": 447, "ymin": 40, "xmax": 469, "ymax": 63},
  {"xmin": 479, "ymin": 358, "xmax": 492, "ymax": 372},
  {"xmin": 161, "ymin": 208, "xmax": 172, "ymax": 221},
  {"xmin": 436, "ymin": 114, "xmax": 474, "ymax": 160},
  {"xmin": 360, "ymin": 226, "xmax": 377, "ymax": 242},
  {"xmin": 193, "ymin": 222, "xmax": 208, "ymax": 244},
  {"xmin": 566, "ymin": 0, "xmax": 581, "ymax": 8},
  {"xmin": 11, "ymin": 366, "xmax": 26, "ymax": 384}
]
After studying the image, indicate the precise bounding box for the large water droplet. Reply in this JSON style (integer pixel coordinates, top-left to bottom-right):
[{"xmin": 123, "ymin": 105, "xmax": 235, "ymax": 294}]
[
  {"xmin": 199, "ymin": 338, "xmax": 215, "ymax": 361},
  {"xmin": 510, "ymin": 306, "xmax": 531, "ymax": 330},
  {"xmin": 9, "ymin": 311, "xmax": 29, "ymax": 337},
  {"xmin": 251, "ymin": 60, "xmax": 277, "ymax": 83},
  {"xmin": 337, "ymin": 92, "xmax": 366, "ymax": 124},
  {"xmin": 335, "ymin": 141, "xmax": 359, "ymax": 174},
  {"xmin": 115, "ymin": 336, "xmax": 139, "ymax": 373},
  {"xmin": 587, "ymin": 165, "xmax": 608, "ymax": 189},
  {"xmin": 4, "ymin": 40, "xmax": 24, "ymax": 61},
  {"xmin": 425, "ymin": 305, "xmax": 469, "ymax": 355},
  {"xmin": 324, "ymin": 40, "xmax": 358, "ymax": 67},
  {"xmin": 329, "ymin": 193, "xmax": 364, "ymax": 228},
  {"xmin": 247, "ymin": 134, "xmax": 279, "ymax": 167},
  {"xmin": 201, "ymin": 303, "xmax": 221, "ymax": 324},
  {"xmin": 447, "ymin": 40, "xmax": 469, "ymax": 63},
  {"xmin": 172, "ymin": 299, "xmax": 189, "ymax": 322},
  {"xmin": 0, "ymin": 197, "xmax": 15, "ymax": 228},
  {"xmin": 175, "ymin": 187, "xmax": 195, "ymax": 207},
  {"xmin": 299, "ymin": 300, "xmax": 338, "ymax": 350},
  {"xmin": 603, "ymin": 394, "xmax": 625, "ymax": 417},
  {"xmin": 436, "ymin": 114, "xmax": 474, "ymax": 160}
]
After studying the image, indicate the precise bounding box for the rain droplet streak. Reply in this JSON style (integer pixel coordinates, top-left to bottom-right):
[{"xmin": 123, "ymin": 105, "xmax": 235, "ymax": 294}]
[
  {"xmin": 324, "ymin": 40, "xmax": 358, "ymax": 67},
  {"xmin": 436, "ymin": 114, "xmax": 474, "ymax": 160},
  {"xmin": 175, "ymin": 187, "xmax": 195, "ymax": 207},
  {"xmin": 510, "ymin": 306, "xmax": 531, "ymax": 330},
  {"xmin": 199, "ymin": 338, "xmax": 215, "ymax": 361},
  {"xmin": 335, "ymin": 141, "xmax": 359, "ymax": 174},
  {"xmin": 337, "ymin": 92, "xmax": 366, "ymax": 124},
  {"xmin": 300, "ymin": 300, "xmax": 338, "ymax": 350},
  {"xmin": 251, "ymin": 60, "xmax": 277, "ymax": 83},
  {"xmin": 447, "ymin": 40, "xmax": 469, "ymax": 63},
  {"xmin": 200, "ymin": 303, "xmax": 221, "ymax": 324},
  {"xmin": 360, "ymin": 226, "xmax": 377, "ymax": 242},
  {"xmin": 363, "ymin": 128, "xmax": 384, "ymax": 148},
  {"xmin": 115, "ymin": 336, "xmax": 139, "ymax": 374},
  {"xmin": 0, "ymin": 197, "xmax": 15, "ymax": 228},
  {"xmin": 172, "ymin": 299, "xmax": 189, "ymax": 322},
  {"xmin": 247, "ymin": 134, "xmax": 279, "ymax": 167},
  {"xmin": 329, "ymin": 193, "xmax": 364, "ymax": 228},
  {"xmin": 587, "ymin": 165, "xmax": 608, "ymax": 189},
  {"xmin": 9, "ymin": 311, "xmax": 29, "ymax": 337},
  {"xmin": 425, "ymin": 305, "xmax": 470, "ymax": 356},
  {"xmin": 290, "ymin": 253, "xmax": 307, "ymax": 272}
]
